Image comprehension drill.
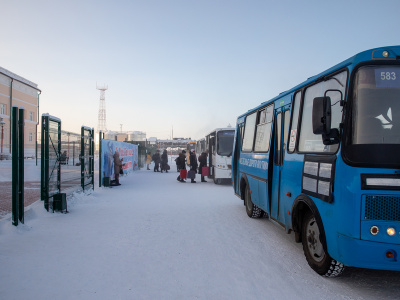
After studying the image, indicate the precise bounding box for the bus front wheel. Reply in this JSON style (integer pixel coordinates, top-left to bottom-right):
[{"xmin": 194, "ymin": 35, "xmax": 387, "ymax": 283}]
[
  {"xmin": 244, "ymin": 185, "xmax": 263, "ymax": 218},
  {"xmin": 301, "ymin": 211, "xmax": 344, "ymax": 277}
]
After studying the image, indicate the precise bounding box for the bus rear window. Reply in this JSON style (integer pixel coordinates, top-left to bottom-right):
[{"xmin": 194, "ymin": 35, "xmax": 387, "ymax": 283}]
[{"xmin": 217, "ymin": 131, "xmax": 235, "ymax": 156}]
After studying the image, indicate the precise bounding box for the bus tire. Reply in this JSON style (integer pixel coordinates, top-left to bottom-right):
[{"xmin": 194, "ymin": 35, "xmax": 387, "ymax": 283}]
[
  {"xmin": 301, "ymin": 211, "xmax": 344, "ymax": 277},
  {"xmin": 244, "ymin": 184, "xmax": 263, "ymax": 218}
]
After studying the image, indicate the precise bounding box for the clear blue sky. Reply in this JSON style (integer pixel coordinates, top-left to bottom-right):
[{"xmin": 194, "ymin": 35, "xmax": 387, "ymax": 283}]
[{"xmin": 2, "ymin": 0, "xmax": 400, "ymax": 139}]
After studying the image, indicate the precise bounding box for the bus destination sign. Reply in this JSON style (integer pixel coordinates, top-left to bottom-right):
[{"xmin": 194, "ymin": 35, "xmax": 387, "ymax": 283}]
[{"xmin": 375, "ymin": 68, "xmax": 400, "ymax": 88}]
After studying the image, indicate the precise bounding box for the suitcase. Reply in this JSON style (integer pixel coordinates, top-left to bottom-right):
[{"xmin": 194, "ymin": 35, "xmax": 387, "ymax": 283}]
[
  {"xmin": 180, "ymin": 169, "xmax": 187, "ymax": 179},
  {"xmin": 187, "ymin": 170, "xmax": 196, "ymax": 179},
  {"xmin": 202, "ymin": 166, "xmax": 209, "ymax": 177}
]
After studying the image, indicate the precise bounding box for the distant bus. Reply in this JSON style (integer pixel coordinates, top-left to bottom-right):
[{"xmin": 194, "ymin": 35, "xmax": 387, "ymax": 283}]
[
  {"xmin": 186, "ymin": 141, "xmax": 196, "ymax": 165},
  {"xmin": 231, "ymin": 46, "xmax": 400, "ymax": 277},
  {"xmin": 205, "ymin": 128, "xmax": 235, "ymax": 184}
]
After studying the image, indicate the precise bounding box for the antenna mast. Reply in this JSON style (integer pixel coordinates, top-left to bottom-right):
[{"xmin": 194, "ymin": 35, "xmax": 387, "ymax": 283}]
[{"xmin": 97, "ymin": 83, "xmax": 108, "ymax": 132}]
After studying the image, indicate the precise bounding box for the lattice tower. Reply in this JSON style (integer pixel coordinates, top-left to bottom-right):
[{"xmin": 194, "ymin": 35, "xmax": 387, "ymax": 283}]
[{"xmin": 97, "ymin": 84, "xmax": 108, "ymax": 132}]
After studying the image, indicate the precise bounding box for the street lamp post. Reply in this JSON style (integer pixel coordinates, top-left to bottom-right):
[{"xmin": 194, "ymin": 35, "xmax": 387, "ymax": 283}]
[{"xmin": 0, "ymin": 117, "xmax": 5, "ymax": 160}]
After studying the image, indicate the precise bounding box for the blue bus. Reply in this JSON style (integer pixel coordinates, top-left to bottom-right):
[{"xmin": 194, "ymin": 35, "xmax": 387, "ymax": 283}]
[{"xmin": 232, "ymin": 46, "xmax": 400, "ymax": 277}]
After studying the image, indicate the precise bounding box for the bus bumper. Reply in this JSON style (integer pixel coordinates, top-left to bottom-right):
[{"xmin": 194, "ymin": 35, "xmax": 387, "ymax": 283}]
[
  {"xmin": 214, "ymin": 167, "xmax": 231, "ymax": 180},
  {"xmin": 335, "ymin": 233, "xmax": 400, "ymax": 271}
]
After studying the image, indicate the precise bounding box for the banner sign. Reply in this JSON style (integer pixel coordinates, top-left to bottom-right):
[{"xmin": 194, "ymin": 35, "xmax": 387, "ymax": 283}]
[{"xmin": 101, "ymin": 140, "xmax": 138, "ymax": 184}]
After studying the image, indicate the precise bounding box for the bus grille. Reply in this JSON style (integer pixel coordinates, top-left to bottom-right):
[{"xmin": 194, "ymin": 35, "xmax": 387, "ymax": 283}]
[{"xmin": 364, "ymin": 195, "xmax": 400, "ymax": 221}]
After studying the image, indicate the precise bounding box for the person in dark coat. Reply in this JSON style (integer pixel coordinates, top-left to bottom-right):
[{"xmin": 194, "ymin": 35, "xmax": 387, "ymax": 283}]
[
  {"xmin": 152, "ymin": 150, "xmax": 161, "ymax": 172},
  {"xmin": 189, "ymin": 149, "xmax": 198, "ymax": 183},
  {"xmin": 198, "ymin": 151, "xmax": 208, "ymax": 182},
  {"xmin": 175, "ymin": 156, "xmax": 180, "ymax": 172},
  {"xmin": 113, "ymin": 151, "xmax": 123, "ymax": 185},
  {"xmin": 176, "ymin": 150, "xmax": 186, "ymax": 182},
  {"xmin": 160, "ymin": 149, "xmax": 168, "ymax": 173}
]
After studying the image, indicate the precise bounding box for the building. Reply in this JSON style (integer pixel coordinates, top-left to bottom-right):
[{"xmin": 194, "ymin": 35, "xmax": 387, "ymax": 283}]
[
  {"xmin": 0, "ymin": 67, "xmax": 41, "ymax": 159},
  {"xmin": 104, "ymin": 130, "xmax": 146, "ymax": 142}
]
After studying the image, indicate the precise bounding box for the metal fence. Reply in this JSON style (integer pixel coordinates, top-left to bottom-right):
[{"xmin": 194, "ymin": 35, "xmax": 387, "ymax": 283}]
[
  {"xmin": 0, "ymin": 107, "xmax": 42, "ymax": 222},
  {"xmin": 60, "ymin": 131, "xmax": 82, "ymax": 194},
  {"xmin": 81, "ymin": 126, "xmax": 94, "ymax": 191},
  {"xmin": 0, "ymin": 112, "xmax": 95, "ymax": 222},
  {"xmin": 41, "ymin": 114, "xmax": 94, "ymax": 212}
]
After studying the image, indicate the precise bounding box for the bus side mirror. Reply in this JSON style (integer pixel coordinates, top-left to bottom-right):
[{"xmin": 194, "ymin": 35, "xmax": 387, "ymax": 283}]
[{"xmin": 312, "ymin": 96, "xmax": 331, "ymax": 135}]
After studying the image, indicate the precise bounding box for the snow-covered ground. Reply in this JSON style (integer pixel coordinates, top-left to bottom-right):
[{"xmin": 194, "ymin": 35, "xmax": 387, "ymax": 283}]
[{"xmin": 0, "ymin": 163, "xmax": 399, "ymax": 299}]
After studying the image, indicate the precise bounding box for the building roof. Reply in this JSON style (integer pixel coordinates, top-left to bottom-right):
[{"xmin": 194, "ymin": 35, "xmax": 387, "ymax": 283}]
[{"xmin": 0, "ymin": 66, "xmax": 38, "ymax": 88}]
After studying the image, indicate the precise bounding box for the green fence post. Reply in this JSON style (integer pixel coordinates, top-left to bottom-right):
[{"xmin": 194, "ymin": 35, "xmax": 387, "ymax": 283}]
[
  {"xmin": 57, "ymin": 121, "xmax": 61, "ymax": 193},
  {"xmin": 44, "ymin": 115, "xmax": 50, "ymax": 211},
  {"xmin": 91, "ymin": 128, "xmax": 94, "ymax": 190},
  {"xmin": 99, "ymin": 131, "xmax": 102, "ymax": 187},
  {"xmin": 81, "ymin": 126, "xmax": 84, "ymax": 191},
  {"xmin": 41, "ymin": 115, "xmax": 45, "ymax": 201},
  {"xmin": 72, "ymin": 141, "xmax": 75, "ymax": 166},
  {"xmin": 11, "ymin": 107, "xmax": 19, "ymax": 226},
  {"xmin": 18, "ymin": 108, "xmax": 24, "ymax": 224}
]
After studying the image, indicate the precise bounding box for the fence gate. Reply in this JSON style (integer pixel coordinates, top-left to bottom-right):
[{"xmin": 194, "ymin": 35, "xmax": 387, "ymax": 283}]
[
  {"xmin": 81, "ymin": 126, "xmax": 94, "ymax": 191},
  {"xmin": 41, "ymin": 114, "xmax": 61, "ymax": 211}
]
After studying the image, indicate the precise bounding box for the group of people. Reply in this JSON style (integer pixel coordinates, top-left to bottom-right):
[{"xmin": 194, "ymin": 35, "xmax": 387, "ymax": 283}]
[
  {"xmin": 146, "ymin": 150, "xmax": 170, "ymax": 173},
  {"xmin": 145, "ymin": 148, "xmax": 208, "ymax": 183},
  {"xmin": 176, "ymin": 149, "xmax": 208, "ymax": 183}
]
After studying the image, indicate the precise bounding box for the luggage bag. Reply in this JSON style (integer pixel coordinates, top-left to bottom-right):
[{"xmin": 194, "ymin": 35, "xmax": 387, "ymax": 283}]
[
  {"xmin": 180, "ymin": 169, "xmax": 187, "ymax": 179},
  {"xmin": 187, "ymin": 170, "xmax": 196, "ymax": 179},
  {"xmin": 202, "ymin": 167, "xmax": 209, "ymax": 177}
]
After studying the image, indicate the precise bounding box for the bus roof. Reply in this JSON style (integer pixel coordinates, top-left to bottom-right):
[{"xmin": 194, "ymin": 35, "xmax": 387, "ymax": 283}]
[
  {"xmin": 237, "ymin": 45, "xmax": 400, "ymax": 119},
  {"xmin": 205, "ymin": 127, "xmax": 235, "ymax": 137}
]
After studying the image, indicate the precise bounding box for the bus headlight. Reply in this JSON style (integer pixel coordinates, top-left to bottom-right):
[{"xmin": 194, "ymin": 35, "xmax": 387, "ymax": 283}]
[
  {"xmin": 382, "ymin": 51, "xmax": 389, "ymax": 57},
  {"xmin": 387, "ymin": 227, "xmax": 396, "ymax": 236},
  {"xmin": 370, "ymin": 226, "xmax": 379, "ymax": 235}
]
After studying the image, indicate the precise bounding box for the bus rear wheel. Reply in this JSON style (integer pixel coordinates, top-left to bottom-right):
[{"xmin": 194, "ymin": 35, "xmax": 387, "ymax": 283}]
[
  {"xmin": 301, "ymin": 211, "xmax": 344, "ymax": 277},
  {"xmin": 244, "ymin": 185, "xmax": 263, "ymax": 218}
]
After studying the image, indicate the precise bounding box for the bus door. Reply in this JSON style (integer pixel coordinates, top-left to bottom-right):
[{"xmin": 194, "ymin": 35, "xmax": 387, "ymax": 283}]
[
  {"xmin": 270, "ymin": 106, "xmax": 291, "ymax": 224},
  {"xmin": 233, "ymin": 123, "xmax": 244, "ymax": 195},
  {"xmin": 208, "ymin": 134, "xmax": 216, "ymax": 178}
]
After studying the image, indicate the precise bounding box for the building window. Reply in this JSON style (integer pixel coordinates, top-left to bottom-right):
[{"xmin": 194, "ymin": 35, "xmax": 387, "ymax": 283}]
[
  {"xmin": 29, "ymin": 133, "xmax": 33, "ymax": 142},
  {"xmin": 0, "ymin": 104, "xmax": 5, "ymax": 115},
  {"xmin": 29, "ymin": 112, "xmax": 33, "ymax": 121}
]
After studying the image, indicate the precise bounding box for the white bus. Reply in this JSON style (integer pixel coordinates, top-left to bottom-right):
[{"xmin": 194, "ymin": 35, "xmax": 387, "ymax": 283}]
[{"xmin": 205, "ymin": 128, "xmax": 235, "ymax": 184}]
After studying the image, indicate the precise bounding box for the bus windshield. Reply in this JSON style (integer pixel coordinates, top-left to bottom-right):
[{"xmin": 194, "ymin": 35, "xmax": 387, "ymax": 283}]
[
  {"xmin": 217, "ymin": 130, "xmax": 235, "ymax": 156},
  {"xmin": 352, "ymin": 66, "xmax": 400, "ymax": 145}
]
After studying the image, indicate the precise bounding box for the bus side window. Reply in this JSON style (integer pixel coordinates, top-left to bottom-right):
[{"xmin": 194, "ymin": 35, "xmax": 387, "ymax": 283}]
[
  {"xmin": 242, "ymin": 112, "xmax": 257, "ymax": 152},
  {"xmin": 288, "ymin": 92, "xmax": 301, "ymax": 152},
  {"xmin": 254, "ymin": 105, "xmax": 273, "ymax": 152},
  {"xmin": 298, "ymin": 71, "xmax": 346, "ymax": 153},
  {"xmin": 282, "ymin": 110, "xmax": 290, "ymax": 161}
]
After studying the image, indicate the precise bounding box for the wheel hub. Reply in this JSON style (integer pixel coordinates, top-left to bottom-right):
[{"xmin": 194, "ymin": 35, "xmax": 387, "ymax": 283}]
[{"xmin": 306, "ymin": 217, "xmax": 324, "ymax": 262}]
